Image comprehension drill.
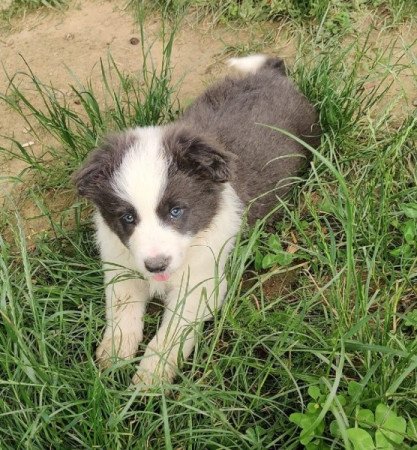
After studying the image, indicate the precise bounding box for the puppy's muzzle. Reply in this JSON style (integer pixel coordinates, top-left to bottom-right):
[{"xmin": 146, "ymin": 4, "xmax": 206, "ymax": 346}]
[{"xmin": 144, "ymin": 255, "xmax": 171, "ymax": 273}]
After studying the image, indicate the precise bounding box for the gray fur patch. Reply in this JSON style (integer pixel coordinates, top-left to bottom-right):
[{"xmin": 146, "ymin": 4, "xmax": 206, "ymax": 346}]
[
  {"xmin": 179, "ymin": 57, "xmax": 321, "ymax": 223},
  {"xmin": 73, "ymin": 132, "xmax": 139, "ymax": 244},
  {"xmin": 158, "ymin": 127, "xmax": 228, "ymax": 234}
]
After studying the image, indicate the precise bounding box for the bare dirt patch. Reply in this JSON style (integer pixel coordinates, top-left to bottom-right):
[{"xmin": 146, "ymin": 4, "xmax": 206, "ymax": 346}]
[
  {"xmin": 353, "ymin": 14, "xmax": 417, "ymax": 121},
  {"xmin": 0, "ymin": 0, "xmax": 291, "ymax": 237},
  {"xmin": 0, "ymin": 1, "xmax": 416, "ymax": 241}
]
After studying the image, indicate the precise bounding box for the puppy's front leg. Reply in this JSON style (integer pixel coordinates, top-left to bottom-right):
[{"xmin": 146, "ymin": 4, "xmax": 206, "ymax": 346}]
[
  {"xmin": 96, "ymin": 271, "xmax": 149, "ymax": 368},
  {"xmin": 95, "ymin": 219, "xmax": 150, "ymax": 369},
  {"xmin": 132, "ymin": 266, "xmax": 227, "ymax": 388}
]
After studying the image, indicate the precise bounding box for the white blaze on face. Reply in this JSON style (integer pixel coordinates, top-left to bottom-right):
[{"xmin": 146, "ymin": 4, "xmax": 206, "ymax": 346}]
[{"xmin": 112, "ymin": 126, "xmax": 192, "ymax": 279}]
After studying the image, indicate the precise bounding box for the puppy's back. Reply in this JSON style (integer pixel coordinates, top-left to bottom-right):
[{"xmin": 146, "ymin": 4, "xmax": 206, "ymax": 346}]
[{"xmin": 180, "ymin": 55, "xmax": 321, "ymax": 221}]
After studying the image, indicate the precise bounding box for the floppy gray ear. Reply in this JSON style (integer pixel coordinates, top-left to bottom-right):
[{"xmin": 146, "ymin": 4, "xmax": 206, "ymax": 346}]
[
  {"xmin": 73, "ymin": 133, "xmax": 135, "ymax": 200},
  {"xmin": 166, "ymin": 127, "xmax": 235, "ymax": 183}
]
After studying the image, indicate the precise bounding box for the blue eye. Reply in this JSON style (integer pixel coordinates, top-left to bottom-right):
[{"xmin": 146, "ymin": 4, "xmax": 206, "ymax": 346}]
[
  {"xmin": 122, "ymin": 213, "xmax": 135, "ymax": 224},
  {"xmin": 169, "ymin": 207, "xmax": 184, "ymax": 219}
]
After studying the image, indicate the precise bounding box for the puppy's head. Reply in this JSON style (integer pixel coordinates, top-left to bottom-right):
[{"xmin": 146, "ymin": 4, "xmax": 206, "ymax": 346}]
[{"xmin": 74, "ymin": 126, "xmax": 234, "ymax": 281}]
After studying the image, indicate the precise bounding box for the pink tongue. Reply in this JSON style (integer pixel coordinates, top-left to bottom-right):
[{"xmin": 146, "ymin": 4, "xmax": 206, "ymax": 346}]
[{"xmin": 152, "ymin": 273, "xmax": 170, "ymax": 282}]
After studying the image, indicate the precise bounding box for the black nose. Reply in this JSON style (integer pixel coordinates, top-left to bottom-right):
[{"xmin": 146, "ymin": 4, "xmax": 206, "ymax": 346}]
[{"xmin": 144, "ymin": 255, "xmax": 171, "ymax": 273}]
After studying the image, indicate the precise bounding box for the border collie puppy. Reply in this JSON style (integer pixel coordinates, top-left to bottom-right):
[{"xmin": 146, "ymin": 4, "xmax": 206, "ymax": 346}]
[{"xmin": 74, "ymin": 55, "xmax": 321, "ymax": 388}]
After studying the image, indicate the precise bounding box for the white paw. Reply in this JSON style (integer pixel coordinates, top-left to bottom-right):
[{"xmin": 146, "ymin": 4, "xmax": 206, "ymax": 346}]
[
  {"xmin": 96, "ymin": 331, "xmax": 141, "ymax": 369},
  {"xmin": 131, "ymin": 352, "xmax": 177, "ymax": 389}
]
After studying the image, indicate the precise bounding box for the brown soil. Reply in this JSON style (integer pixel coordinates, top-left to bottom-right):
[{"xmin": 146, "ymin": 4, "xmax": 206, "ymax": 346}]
[
  {"xmin": 0, "ymin": 0, "xmax": 416, "ymax": 256},
  {"xmin": 0, "ymin": 0, "xmax": 292, "ymax": 237},
  {"xmin": 353, "ymin": 13, "xmax": 417, "ymax": 120}
]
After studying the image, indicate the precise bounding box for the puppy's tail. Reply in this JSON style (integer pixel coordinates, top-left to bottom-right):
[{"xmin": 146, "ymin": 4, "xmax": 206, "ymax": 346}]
[{"xmin": 227, "ymin": 54, "xmax": 286, "ymax": 75}]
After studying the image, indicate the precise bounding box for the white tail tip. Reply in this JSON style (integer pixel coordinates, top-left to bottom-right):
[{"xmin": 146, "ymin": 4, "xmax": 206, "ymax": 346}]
[{"xmin": 227, "ymin": 54, "xmax": 268, "ymax": 74}]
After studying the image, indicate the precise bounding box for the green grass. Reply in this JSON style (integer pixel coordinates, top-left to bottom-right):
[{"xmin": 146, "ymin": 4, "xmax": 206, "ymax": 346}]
[
  {"xmin": 0, "ymin": 0, "xmax": 68, "ymax": 22},
  {"xmin": 147, "ymin": 0, "xmax": 417, "ymax": 31},
  {"xmin": 1, "ymin": 2, "xmax": 417, "ymax": 449}
]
